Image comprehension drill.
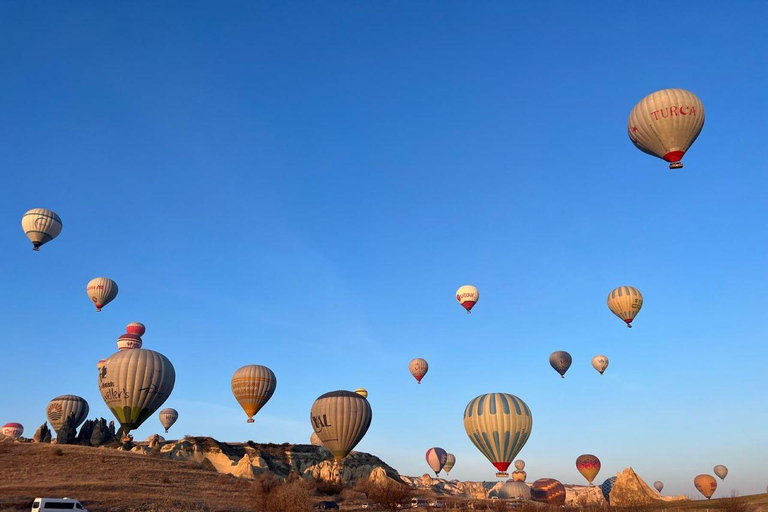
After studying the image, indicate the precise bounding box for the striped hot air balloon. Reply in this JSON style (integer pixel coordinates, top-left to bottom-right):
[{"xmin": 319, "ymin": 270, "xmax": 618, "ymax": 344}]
[
  {"xmin": 531, "ymin": 478, "xmax": 566, "ymax": 506},
  {"xmin": 592, "ymin": 355, "xmax": 609, "ymax": 375},
  {"xmin": 86, "ymin": 277, "xmax": 118, "ymax": 312},
  {"xmin": 409, "ymin": 358, "xmax": 428, "ymax": 384},
  {"xmin": 46, "ymin": 395, "xmax": 89, "ymax": 434},
  {"xmin": 654, "ymin": 481, "xmax": 664, "ymax": 494},
  {"xmin": 311, "ymin": 390, "xmax": 372, "ymax": 462},
  {"xmin": 117, "ymin": 333, "xmax": 143, "ymax": 351},
  {"xmin": 21, "ymin": 208, "xmax": 62, "ymax": 251},
  {"xmin": 512, "ymin": 470, "xmax": 527, "ymax": 482},
  {"xmin": 126, "ymin": 322, "xmax": 146, "ymax": 337},
  {"xmin": 231, "ymin": 365, "xmax": 277, "ymax": 423},
  {"xmin": 463, "ymin": 393, "xmax": 533, "ymax": 478},
  {"xmin": 443, "ymin": 453, "xmax": 456, "ymax": 475},
  {"xmin": 601, "ymin": 477, "xmax": 617, "ymax": 503},
  {"xmin": 694, "ymin": 474, "xmax": 717, "ymax": 499},
  {"xmin": 714, "ymin": 465, "xmax": 728, "ymax": 480},
  {"xmin": 499, "ymin": 481, "xmax": 531, "ymax": 500},
  {"xmin": 628, "ymin": 89, "xmax": 705, "ymax": 169},
  {"xmin": 576, "ymin": 454, "xmax": 601, "ymax": 485},
  {"xmin": 426, "ymin": 447, "xmax": 448, "ymax": 476},
  {"xmin": 549, "ymin": 351, "xmax": 572, "ymax": 378},
  {"xmin": 99, "ymin": 349, "xmax": 175, "ymax": 435},
  {"xmin": 158, "ymin": 408, "xmax": 178, "ymax": 432},
  {"xmin": 2, "ymin": 423, "xmax": 24, "ymax": 438},
  {"xmin": 456, "ymin": 285, "xmax": 479, "ymax": 314},
  {"xmin": 607, "ymin": 286, "xmax": 643, "ymax": 328}
]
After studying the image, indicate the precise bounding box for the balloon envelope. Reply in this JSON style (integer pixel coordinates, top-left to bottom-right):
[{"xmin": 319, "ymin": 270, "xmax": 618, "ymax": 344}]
[
  {"xmin": 463, "ymin": 393, "xmax": 533, "ymax": 477},
  {"xmin": 117, "ymin": 333, "xmax": 143, "ymax": 351},
  {"xmin": 158, "ymin": 408, "xmax": 178, "ymax": 432},
  {"xmin": 354, "ymin": 388, "xmax": 368, "ymax": 398},
  {"xmin": 576, "ymin": 454, "xmax": 601, "ymax": 485},
  {"xmin": 456, "ymin": 285, "xmax": 479, "ymax": 313},
  {"xmin": 591, "ymin": 355, "xmax": 609, "ymax": 375},
  {"xmin": 549, "ymin": 351, "xmax": 572, "ymax": 378},
  {"xmin": 87, "ymin": 277, "xmax": 118, "ymax": 312},
  {"xmin": 714, "ymin": 465, "xmax": 728, "ymax": 480},
  {"xmin": 47, "ymin": 395, "xmax": 89, "ymax": 434},
  {"xmin": 499, "ymin": 481, "xmax": 531, "ymax": 500},
  {"xmin": 531, "ymin": 478, "xmax": 566, "ymax": 506},
  {"xmin": 2, "ymin": 423, "xmax": 23, "ymax": 438},
  {"xmin": 443, "ymin": 453, "xmax": 456, "ymax": 475},
  {"xmin": 607, "ymin": 286, "xmax": 643, "ymax": 328},
  {"xmin": 512, "ymin": 470, "xmax": 527, "ymax": 482},
  {"xmin": 654, "ymin": 481, "xmax": 664, "ymax": 493},
  {"xmin": 426, "ymin": 447, "xmax": 448, "ymax": 476},
  {"xmin": 628, "ymin": 88, "xmax": 704, "ymax": 169},
  {"xmin": 600, "ymin": 477, "xmax": 617, "ymax": 503},
  {"xmin": 409, "ymin": 358, "xmax": 428, "ymax": 384},
  {"xmin": 22, "ymin": 208, "xmax": 62, "ymax": 251},
  {"xmin": 514, "ymin": 459, "xmax": 525, "ymax": 471},
  {"xmin": 231, "ymin": 365, "xmax": 277, "ymax": 423},
  {"xmin": 99, "ymin": 349, "xmax": 175, "ymax": 434},
  {"xmin": 311, "ymin": 390, "xmax": 372, "ymax": 462},
  {"xmin": 694, "ymin": 474, "xmax": 717, "ymax": 499},
  {"xmin": 126, "ymin": 322, "xmax": 146, "ymax": 336}
]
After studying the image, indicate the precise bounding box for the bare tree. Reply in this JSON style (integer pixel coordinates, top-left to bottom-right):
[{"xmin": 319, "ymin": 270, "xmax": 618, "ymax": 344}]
[{"xmin": 363, "ymin": 479, "xmax": 413, "ymax": 512}]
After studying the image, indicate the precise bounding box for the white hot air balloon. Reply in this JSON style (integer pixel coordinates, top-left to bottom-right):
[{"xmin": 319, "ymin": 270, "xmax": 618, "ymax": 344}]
[
  {"xmin": 591, "ymin": 355, "xmax": 609, "ymax": 375},
  {"xmin": 86, "ymin": 277, "xmax": 119, "ymax": 312},
  {"xmin": 21, "ymin": 208, "xmax": 62, "ymax": 251},
  {"xmin": 628, "ymin": 89, "xmax": 705, "ymax": 169}
]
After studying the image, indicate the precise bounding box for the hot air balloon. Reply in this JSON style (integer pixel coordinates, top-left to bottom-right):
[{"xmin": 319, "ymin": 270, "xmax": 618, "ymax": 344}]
[
  {"xmin": 628, "ymin": 89, "xmax": 704, "ymax": 169},
  {"xmin": 310, "ymin": 432, "xmax": 323, "ymax": 447},
  {"xmin": 714, "ymin": 465, "xmax": 728, "ymax": 480},
  {"xmin": 576, "ymin": 454, "xmax": 601, "ymax": 485},
  {"xmin": 463, "ymin": 393, "xmax": 533, "ymax": 478},
  {"xmin": 607, "ymin": 286, "xmax": 643, "ymax": 328},
  {"xmin": 2, "ymin": 423, "xmax": 23, "ymax": 438},
  {"xmin": 531, "ymin": 478, "xmax": 566, "ymax": 506},
  {"xmin": 146, "ymin": 434, "xmax": 165, "ymax": 443},
  {"xmin": 126, "ymin": 322, "xmax": 146, "ymax": 337},
  {"xmin": 512, "ymin": 470, "xmax": 527, "ymax": 482},
  {"xmin": 694, "ymin": 474, "xmax": 717, "ymax": 499},
  {"xmin": 409, "ymin": 358, "xmax": 428, "ymax": 384},
  {"xmin": 46, "ymin": 395, "xmax": 89, "ymax": 434},
  {"xmin": 98, "ymin": 348, "xmax": 175, "ymax": 435},
  {"xmin": 426, "ymin": 447, "xmax": 448, "ymax": 476},
  {"xmin": 87, "ymin": 277, "xmax": 118, "ymax": 312},
  {"xmin": 444, "ymin": 454, "xmax": 456, "ymax": 475},
  {"xmin": 21, "ymin": 208, "xmax": 62, "ymax": 251},
  {"xmin": 311, "ymin": 390, "xmax": 372, "ymax": 462},
  {"xmin": 231, "ymin": 365, "xmax": 277, "ymax": 423},
  {"xmin": 600, "ymin": 477, "xmax": 617, "ymax": 503},
  {"xmin": 456, "ymin": 285, "xmax": 479, "ymax": 314},
  {"xmin": 97, "ymin": 359, "xmax": 108, "ymax": 370},
  {"xmin": 654, "ymin": 481, "xmax": 664, "ymax": 493},
  {"xmin": 592, "ymin": 355, "xmax": 609, "ymax": 375},
  {"xmin": 499, "ymin": 481, "xmax": 531, "ymax": 500},
  {"xmin": 117, "ymin": 333, "xmax": 143, "ymax": 351},
  {"xmin": 158, "ymin": 408, "xmax": 178, "ymax": 432},
  {"xmin": 355, "ymin": 388, "xmax": 368, "ymax": 398},
  {"xmin": 514, "ymin": 459, "xmax": 525, "ymax": 471},
  {"xmin": 549, "ymin": 351, "xmax": 572, "ymax": 378}
]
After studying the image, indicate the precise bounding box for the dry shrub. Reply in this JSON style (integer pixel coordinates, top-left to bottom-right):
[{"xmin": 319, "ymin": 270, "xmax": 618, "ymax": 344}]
[
  {"xmin": 719, "ymin": 492, "xmax": 752, "ymax": 512},
  {"xmin": 263, "ymin": 477, "xmax": 313, "ymax": 512},
  {"xmin": 311, "ymin": 477, "xmax": 345, "ymax": 496},
  {"xmin": 51, "ymin": 447, "xmax": 64, "ymax": 457},
  {"xmin": 359, "ymin": 479, "xmax": 412, "ymax": 512}
]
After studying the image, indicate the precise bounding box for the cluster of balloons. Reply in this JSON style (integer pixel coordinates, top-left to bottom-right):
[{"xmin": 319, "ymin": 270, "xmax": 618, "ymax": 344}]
[{"xmin": 692, "ymin": 466, "xmax": 728, "ymax": 499}]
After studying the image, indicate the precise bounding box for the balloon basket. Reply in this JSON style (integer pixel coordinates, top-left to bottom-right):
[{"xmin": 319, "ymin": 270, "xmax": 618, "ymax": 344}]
[
  {"xmin": 669, "ymin": 162, "xmax": 683, "ymax": 169},
  {"xmin": 496, "ymin": 472, "xmax": 509, "ymax": 478},
  {"xmin": 247, "ymin": 419, "xmax": 255, "ymax": 423}
]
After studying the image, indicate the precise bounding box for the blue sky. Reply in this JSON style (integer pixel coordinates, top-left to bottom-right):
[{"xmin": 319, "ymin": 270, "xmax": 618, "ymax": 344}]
[{"xmin": 1, "ymin": 0, "xmax": 767, "ymax": 498}]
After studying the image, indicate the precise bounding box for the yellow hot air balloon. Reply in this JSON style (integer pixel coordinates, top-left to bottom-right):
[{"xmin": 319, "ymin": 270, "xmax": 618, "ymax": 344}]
[
  {"xmin": 444, "ymin": 453, "xmax": 456, "ymax": 475},
  {"xmin": 463, "ymin": 393, "xmax": 533, "ymax": 478},
  {"xmin": 694, "ymin": 474, "xmax": 717, "ymax": 499},
  {"xmin": 355, "ymin": 388, "xmax": 369, "ymax": 398},
  {"xmin": 628, "ymin": 89, "xmax": 705, "ymax": 169},
  {"xmin": 456, "ymin": 285, "xmax": 479, "ymax": 314},
  {"xmin": 311, "ymin": 390, "xmax": 372, "ymax": 462},
  {"xmin": 231, "ymin": 365, "xmax": 277, "ymax": 423},
  {"xmin": 576, "ymin": 454, "xmax": 601, "ymax": 486},
  {"xmin": 98, "ymin": 348, "xmax": 175, "ymax": 435},
  {"xmin": 607, "ymin": 286, "xmax": 643, "ymax": 328},
  {"xmin": 87, "ymin": 277, "xmax": 119, "ymax": 312},
  {"xmin": 21, "ymin": 208, "xmax": 62, "ymax": 251}
]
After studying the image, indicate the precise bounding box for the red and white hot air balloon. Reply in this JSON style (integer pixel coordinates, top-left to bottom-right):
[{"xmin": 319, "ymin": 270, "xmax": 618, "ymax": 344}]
[
  {"xmin": 86, "ymin": 277, "xmax": 118, "ymax": 312},
  {"xmin": 409, "ymin": 358, "xmax": 429, "ymax": 384},
  {"xmin": 126, "ymin": 322, "xmax": 146, "ymax": 337},
  {"xmin": 628, "ymin": 88, "xmax": 704, "ymax": 169},
  {"xmin": 456, "ymin": 285, "xmax": 479, "ymax": 314},
  {"xmin": 2, "ymin": 423, "xmax": 24, "ymax": 438},
  {"xmin": 117, "ymin": 333, "xmax": 143, "ymax": 351}
]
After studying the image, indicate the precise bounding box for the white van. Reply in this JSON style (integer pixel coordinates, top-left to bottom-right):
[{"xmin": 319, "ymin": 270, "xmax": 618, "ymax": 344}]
[{"xmin": 31, "ymin": 498, "xmax": 88, "ymax": 511}]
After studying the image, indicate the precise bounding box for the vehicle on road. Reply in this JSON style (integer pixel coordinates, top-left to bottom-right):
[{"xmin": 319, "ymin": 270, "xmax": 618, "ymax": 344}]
[{"xmin": 32, "ymin": 498, "xmax": 87, "ymax": 511}]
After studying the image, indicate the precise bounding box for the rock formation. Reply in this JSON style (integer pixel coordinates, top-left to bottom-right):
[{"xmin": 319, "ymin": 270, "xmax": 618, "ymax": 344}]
[
  {"xmin": 54, "ymin": 415, "xmax": 77, "ymax": 445},
  {"xmin": 76, "ymin": 419, "xmax": 95, "ymax": 444},
  {"xmin": 32, "ymin": 423, "xmax": 52, "ymax": 443},
  {"xmin": 609, "ymin": 468, "xmax": 688, "ymax": 505},
  {"xmin": 89, "ymin": 418, "xmax": 117, "ymax": 446}
]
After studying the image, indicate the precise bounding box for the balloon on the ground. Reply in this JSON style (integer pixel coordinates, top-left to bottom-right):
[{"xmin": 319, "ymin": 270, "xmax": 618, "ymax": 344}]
[
  {"xmin": 576, "ymin": 454, "xmax": 601, "ymax": 485},
  {"xmin": 531, "ymin": 478, "xmax": 566, "ymax": 506},
  {"xmin": 463, "ymin": 393, "xmax": 533, "ymax": 478},
  {"xmin": 22, "ymin": 208, "xmax": 62, "ymax": 251},
  {"xmin": 47, "ymin": 395, "xmax": 89, "ymax": 434},
  {"xmin": 158, "ymin": 408, "xmax": 178, "ymax": 432},
  {"xmin": 512, "ymin": 470, "xmax": 527, "ymax": 482},
  {"xmin": 117, "ymin": 333, "xmax": 143, "ymax": 351},
  {"xmin": 499, "ymin": 481, "xmax": 531, "ymax": 500},
  {"xmin": 600, "ymin": 477, "xmax": 617, "ymax": 503},
  {"xmin": 87, "ymin": 277, "xmax": 118, "ymax": 312},
  {"xmin": 354, "ymin": 388, "xmax": 368, "ymax": 398},
  {"xmin": 456, "ymin": 285, "xmax": 479, "ymax": 314},
  {"xmin": 654, "ymin": 481, "xmax": 664, "ymax": 493},
  {"xmin": 592, "ymin": 355, "xmax": 609, "ymax": 375},
  {"xmin": 607, "ymin": 286, "xmax": 643, "ymax": 328},
  {"xmin": 426, "ymin": 447, "xmax": 448, "ymax": 476},
  {"xmin": 628, "ymin": 89, "xmax": 704, "ymax": 169},
  {"xmin": 409, "ymin": 358, "xmax": 428, "ymax": 384},
  {"xmin": 444, "ymin": 453, "xmax": 456, "ymax": 475},
  {"xmin": 549, "ymin": 351, "xmax": 572, "ymax": 378},
  {"xmin": 126, "ymin": 322, "xmax": 146, "ymax": 337},
  {"xmin": 694, "ymin": 474, "xmax": 717, "ymax": 499},
  {"xmin": 99, "ymin": 349, "xmax": 175, "ymax": 434},
  {"xmin": 514, "ymin": 459, "xmax": 525, "ymax": 471},
  {"xmin": 311, "ymin": 390, "xmax": 372, "ymax": 462},
  {"xmin": 231, "ymin": 365, "xmax": 277, "ymax": 423},
  {"xmin": 714, "ymin": 465, "xmax": 728, "ymax": 480},
  {"xmin": 2, "ymin": 423, "xmax": 23, "ymax": 438}
]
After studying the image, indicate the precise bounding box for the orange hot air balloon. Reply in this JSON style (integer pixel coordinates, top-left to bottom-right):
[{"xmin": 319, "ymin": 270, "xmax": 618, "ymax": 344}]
[
  {"xmin": 409, "ymin": 358, "xmax": 428, "ymax": 384},
  {"xmin": 531, "ymin": 478, "xmax": 565, "ymax": 506},
  {"xmin": 512, "ymin": 470, "xmax": 527, "ymax": 482},
  {"xmin": 694, "ymin": 474, "xmax": 717, "ymax": 499},
  {"xmin": 576, "ymin": 454, "xmax": 601, "ymax": 485}
]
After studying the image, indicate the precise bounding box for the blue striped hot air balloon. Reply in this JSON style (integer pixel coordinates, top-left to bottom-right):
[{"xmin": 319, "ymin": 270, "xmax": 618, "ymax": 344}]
[
  {"xmin": 463, "ymin": 393, "xmax": 533, "ymax": 478},
  {"xmin": 600, "ymin": 476, "xmax": 617, "ymax": 503}
]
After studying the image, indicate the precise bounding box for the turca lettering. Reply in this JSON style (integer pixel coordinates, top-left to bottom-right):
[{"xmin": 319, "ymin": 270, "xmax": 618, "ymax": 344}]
[
  {"xmin": 312, "ymin": 414, "xmax": 331, "ymax": 429},
  {"xmin": 650, "ymin": 105, "xmax": 697, "ymax": 121}
]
